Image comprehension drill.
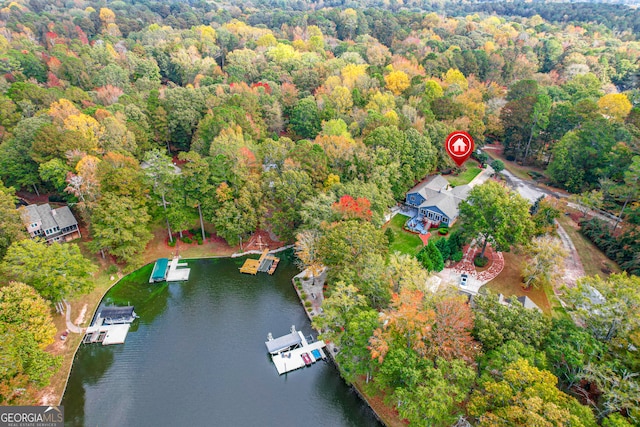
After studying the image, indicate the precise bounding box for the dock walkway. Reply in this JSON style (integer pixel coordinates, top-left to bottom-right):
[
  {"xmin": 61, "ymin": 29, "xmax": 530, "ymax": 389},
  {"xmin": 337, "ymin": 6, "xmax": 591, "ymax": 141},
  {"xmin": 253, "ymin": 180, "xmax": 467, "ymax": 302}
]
[{"xmin": 166, "ymin": 257, "xmax": 190, "ymax": 282}]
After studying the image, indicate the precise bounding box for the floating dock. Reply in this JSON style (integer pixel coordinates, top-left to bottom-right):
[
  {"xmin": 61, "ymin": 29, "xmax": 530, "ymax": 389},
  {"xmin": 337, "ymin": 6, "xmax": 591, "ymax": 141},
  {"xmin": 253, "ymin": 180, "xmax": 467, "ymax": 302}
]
[
  {"xmin": 265, "ymin": 326, "xmax": 327, "ymax": 375},
  {"xmin": 149, "ymin": 257, "xmax": 190, "ymax": 283},
  {"xmin": 240, "ymin": 249, "xmax": 280, "ymax": 275},
  {"xmin": 83, "ymin": 324, "xmax": 130, "ymax": 345},
  {"xmin": 166, "ymin": 257, "xmax": 190, "ymax": 281},
  {"xmin": 83, "ymin": 306, "xmax": 138, "ymax": 346}
]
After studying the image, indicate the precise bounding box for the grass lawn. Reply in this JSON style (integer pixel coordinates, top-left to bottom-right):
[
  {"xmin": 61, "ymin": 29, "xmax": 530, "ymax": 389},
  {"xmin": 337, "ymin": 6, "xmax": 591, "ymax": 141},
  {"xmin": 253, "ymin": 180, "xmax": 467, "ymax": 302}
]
[
  {"xmin": 427, "ymin": 222, "xmax": 460, "ymax": 245},
  {"xmin": 384, "ymin": 214, "xmax": 423, "ymax": 256},
  {"xmin": 556, "ymin": 215, "xmax": 620, "ymax": 279},
  {"xmin": 484, "ymin": 252, "xmax": 553, "ymax": 315},
  {"xmin": 446, "ymin": 161, "xmax": 482, "ymax": 187}
]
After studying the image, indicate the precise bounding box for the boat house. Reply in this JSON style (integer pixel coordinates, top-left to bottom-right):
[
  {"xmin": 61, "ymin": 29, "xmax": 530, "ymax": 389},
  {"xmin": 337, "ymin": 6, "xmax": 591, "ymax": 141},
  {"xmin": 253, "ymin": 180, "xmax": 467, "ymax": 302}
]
[
  {"xmin": 265, "ymin": 326, "xmax": 327, "ymax": 375},
  {"xmin": 239, "ymin": 249, "xmax": 280, "ymax": 275},
  {"xmin": 265, "ymin": 330, "xmax": 302, "ymax": 355},
  {"xmin": 96, "ymin": 306, "xmax": 137, "ymax": 325},
  {"xmin": 84, "ymin": 305, "xmax": 138, "ymax": 346},
  {"xmin": 150, "ymin": 258, "xmax": 169, "ymax": 282}
]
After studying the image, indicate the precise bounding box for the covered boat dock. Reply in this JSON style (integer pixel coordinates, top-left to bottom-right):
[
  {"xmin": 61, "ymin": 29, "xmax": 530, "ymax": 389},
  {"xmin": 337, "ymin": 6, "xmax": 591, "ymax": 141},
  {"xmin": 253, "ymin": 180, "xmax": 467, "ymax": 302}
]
[
  {"xmin": 96, "ymin": 306, "xmax": 137, "ymax": 325},
  {"xmin": 265, "ymin": 326, "xmax": 327, "ymax": 375},
  {"xmin": 265, "ymin": 330, "xmax": 302, "ymax": 354},
  {"xmin": 84, "ymin": 305, "xmax": 138, "ymax": 346},
  {"xmin": 149, "ymin": 258, "xmax": 169, "ymax": 283},
  {"xmin": 149, "ymin": 257, "xmax": 191, "ymax": 283}
]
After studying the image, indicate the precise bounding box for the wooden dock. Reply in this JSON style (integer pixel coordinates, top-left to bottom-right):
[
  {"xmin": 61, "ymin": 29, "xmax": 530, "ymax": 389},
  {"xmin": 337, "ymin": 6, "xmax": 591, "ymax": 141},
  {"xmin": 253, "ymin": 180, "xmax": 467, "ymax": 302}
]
[{"xmin": 240, "ymin": 249, "xmax": 280, "ymax": 275}]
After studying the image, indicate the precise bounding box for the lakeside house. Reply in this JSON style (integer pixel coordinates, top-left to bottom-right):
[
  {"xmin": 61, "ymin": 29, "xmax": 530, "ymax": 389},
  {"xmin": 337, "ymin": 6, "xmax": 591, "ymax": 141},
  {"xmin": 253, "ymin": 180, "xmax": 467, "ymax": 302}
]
[
  {"xmin": 20, "ymin": 203, "xmax": 80, "ymax": 243},
  {"xmin": 404, "ymin": 175, "xmax": 471, "ymax": 233}
]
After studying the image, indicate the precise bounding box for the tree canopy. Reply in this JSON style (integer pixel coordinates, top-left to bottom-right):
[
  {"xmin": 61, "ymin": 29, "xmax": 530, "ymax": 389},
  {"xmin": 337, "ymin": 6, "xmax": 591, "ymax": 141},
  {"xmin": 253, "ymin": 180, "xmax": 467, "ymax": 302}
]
[{"xmin": 1, "ymin": 239, "xmax": 96, "ymax": 301}]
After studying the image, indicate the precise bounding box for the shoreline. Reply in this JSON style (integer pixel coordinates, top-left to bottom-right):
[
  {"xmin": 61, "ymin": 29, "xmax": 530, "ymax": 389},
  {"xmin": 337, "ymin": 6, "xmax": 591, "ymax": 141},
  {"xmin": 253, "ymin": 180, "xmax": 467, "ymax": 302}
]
[
  {"xmin": 55, "ymin": 248, "xmax": 291, "ymax": 407},
  {"xmin": 290, "ymin": 270, "xmax": 389, "ymax": 427},
  {"xmin": 55, "ymin": 249, "xmax": 390, "ymax": 426}
]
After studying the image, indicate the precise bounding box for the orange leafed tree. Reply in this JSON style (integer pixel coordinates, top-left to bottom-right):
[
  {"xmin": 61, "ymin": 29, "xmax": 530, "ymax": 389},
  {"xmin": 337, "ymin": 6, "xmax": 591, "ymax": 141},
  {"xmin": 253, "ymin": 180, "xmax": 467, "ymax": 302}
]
[
  {"xmin": 427, "ymin": 296, "xmax": 479, "ymax": 365},
  {"xmin": 332, "ymin": 195, "xmax": 372, "ymax": 221},
  {"xmin": 369, "ymin": 289, "xmax": 435, "ymax": 363}
]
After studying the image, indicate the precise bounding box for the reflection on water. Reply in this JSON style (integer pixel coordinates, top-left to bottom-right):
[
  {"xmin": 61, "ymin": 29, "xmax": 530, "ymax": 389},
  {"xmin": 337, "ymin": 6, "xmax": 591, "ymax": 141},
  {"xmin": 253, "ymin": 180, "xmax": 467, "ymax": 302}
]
[{"xmin": 62, "ymin": 253, "xmax": 381, "ymax": 427}]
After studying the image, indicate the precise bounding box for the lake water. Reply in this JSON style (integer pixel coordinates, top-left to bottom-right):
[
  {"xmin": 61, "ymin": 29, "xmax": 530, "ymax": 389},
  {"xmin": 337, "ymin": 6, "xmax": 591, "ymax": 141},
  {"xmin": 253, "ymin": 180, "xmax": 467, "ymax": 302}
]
[{"xmin": 61, "ymin": 253, "xmax": 381, "ymax": 426}]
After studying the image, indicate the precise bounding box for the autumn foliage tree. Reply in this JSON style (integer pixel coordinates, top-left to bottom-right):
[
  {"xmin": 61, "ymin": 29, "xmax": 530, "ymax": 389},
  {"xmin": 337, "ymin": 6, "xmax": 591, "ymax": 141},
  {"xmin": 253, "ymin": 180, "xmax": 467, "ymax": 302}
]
[
  {"xmin": 427, "ymin": 296, "xmax": 480, "ymax": 364},
  {"xmin": 332, "ymin": 195, "xmax": 372, "ymax": 221},
  {"xmin": 468, "ymin": 359, "xmax": 597, "ymax": 426},
  {"xmin": 384, "ymin": 71, "xmax": 410, "ymax": 95},
  {"xmin": 522, "ymin": 235, "xmax": 567, "ymax": 289},
  {"xmin": 369, "ymin": 289, "xmax": 435, "ymax": 363}
]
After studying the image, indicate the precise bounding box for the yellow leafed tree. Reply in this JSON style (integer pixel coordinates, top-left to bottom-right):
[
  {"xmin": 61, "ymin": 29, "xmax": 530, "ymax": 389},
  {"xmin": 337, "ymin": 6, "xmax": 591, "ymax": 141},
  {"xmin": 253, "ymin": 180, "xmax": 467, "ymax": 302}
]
[
  {"xmin": 99, "ymin": 7, "xmax": 116, "ymax": 24},
  {"xmin": 597, "ymin": 93, "xmax": 632, "ymax": 122},
  {"xmin": 384, "ymin": 70, "xmax": 410, "ymax": 95}
]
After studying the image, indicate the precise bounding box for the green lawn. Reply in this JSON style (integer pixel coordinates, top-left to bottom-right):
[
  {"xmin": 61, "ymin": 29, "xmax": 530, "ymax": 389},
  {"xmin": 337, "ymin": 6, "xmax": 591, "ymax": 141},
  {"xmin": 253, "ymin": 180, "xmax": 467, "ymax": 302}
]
[
  {"xmin": 556, "ymin": 215, "xmax": 620, "ymax": 279},
  {"xmin": 384, "ymin": 214, "xmax": 424, "ymax": 256},
  {"xmin": 427, "ymin": 222, "xmax": 460, "ymax": 245},
  {"xmin": 446, "ymin": 162, "xmax": 482, "ymax": 186},
  {"xmin": 484, "ymin": 252, "xmax": 553, "ymax": 315}
]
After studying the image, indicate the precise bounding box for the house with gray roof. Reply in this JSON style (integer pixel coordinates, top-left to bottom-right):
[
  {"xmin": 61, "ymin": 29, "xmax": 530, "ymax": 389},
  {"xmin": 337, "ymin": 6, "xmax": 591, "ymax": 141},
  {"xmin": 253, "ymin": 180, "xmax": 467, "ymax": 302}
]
[
  {"xmin": 498, "ymin": 294, "xmax": 542, "ymax": 312},
  {"xmin": 405, "ymin": 175, "xmax": 470, "ymax": 233},
  {"xmin": 20, "ymin": 203, "xmax": 81, "ymax": 243}
]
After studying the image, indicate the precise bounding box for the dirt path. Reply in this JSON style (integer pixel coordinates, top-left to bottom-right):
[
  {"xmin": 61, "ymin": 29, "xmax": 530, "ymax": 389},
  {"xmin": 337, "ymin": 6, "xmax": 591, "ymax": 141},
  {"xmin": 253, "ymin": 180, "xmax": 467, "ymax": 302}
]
[
  {"xmin": 555, "ymin": 221, "xmax": 585, "ymax": 288},
  {"xmin": 74, "ymin": 304, "xmax": 88, "ymax": 327},
  {"xmin": 64, "ymin": 302, "xmax": 84, "ymax": 333}
]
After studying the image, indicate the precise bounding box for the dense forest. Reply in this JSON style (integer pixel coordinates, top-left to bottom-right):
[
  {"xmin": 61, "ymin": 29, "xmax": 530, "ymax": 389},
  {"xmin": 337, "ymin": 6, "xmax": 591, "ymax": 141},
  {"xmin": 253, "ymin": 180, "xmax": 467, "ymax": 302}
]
[{"xmin": 0, "ymin": 0, "xmax": 639, "ymax": 424}]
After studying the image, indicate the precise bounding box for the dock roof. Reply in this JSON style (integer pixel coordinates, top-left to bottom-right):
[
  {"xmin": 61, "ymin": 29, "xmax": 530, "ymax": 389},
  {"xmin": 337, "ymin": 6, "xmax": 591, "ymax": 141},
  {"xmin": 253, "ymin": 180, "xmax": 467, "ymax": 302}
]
[
  {"xmin": 151, "ymin": 258, "xmax": 169, "ymax": 281},
  {"xmin": 265, "ymin": 331, "xmax": 302, "ymax": 354},
  {"xmin": 100, "ymin": 306, "xmax": 135, "ymax": 319}
]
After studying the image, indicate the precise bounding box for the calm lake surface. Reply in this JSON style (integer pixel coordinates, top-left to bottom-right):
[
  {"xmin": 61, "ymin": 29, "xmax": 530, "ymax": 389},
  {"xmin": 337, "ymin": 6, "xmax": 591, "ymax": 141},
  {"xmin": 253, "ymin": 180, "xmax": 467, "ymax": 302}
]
[{"xmin": 62, "ymin": 253, "xmax": 381, "ymax": 427}]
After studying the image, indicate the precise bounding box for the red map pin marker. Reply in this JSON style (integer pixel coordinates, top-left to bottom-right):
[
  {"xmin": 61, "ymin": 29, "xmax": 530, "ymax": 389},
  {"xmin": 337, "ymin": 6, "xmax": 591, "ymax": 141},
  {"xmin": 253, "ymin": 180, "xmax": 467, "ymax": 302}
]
[{"xmin": 445, "ymin": 131, "xmax": 474, "ymax": 167}]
